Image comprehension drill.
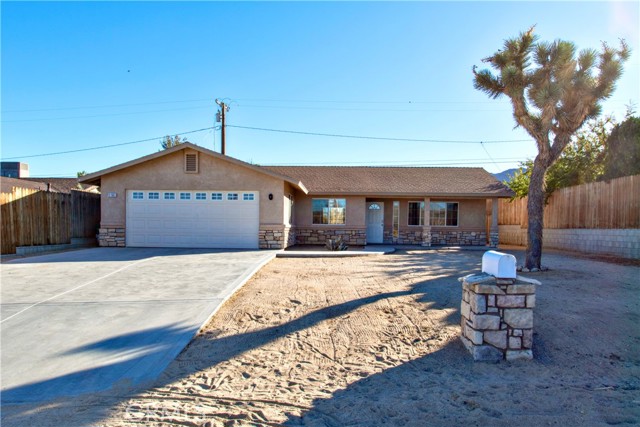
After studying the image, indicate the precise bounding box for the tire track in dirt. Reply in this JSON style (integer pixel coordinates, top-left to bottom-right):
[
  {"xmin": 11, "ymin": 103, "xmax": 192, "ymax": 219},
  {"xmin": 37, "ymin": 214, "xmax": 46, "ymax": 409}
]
[{"xmin": 94, "ymin": 251, "xmax": 640, "ymax": 427}]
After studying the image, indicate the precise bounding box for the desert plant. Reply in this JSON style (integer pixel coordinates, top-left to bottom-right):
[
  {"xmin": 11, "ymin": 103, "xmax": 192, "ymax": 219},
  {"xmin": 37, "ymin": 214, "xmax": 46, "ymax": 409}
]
[{"xmin": 326, "ymin": 237, "xmax": 348, "ymax": 251}]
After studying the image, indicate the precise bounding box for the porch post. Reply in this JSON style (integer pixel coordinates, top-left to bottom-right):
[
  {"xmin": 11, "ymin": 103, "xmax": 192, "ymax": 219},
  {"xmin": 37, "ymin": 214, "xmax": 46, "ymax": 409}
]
[
  {"xmin": 490, "ymin": 198, "xmax": 499, "ymax": 248},
  {"xmin": 422, "ymin": 197, "xmax": 431, "ymax": 247}
]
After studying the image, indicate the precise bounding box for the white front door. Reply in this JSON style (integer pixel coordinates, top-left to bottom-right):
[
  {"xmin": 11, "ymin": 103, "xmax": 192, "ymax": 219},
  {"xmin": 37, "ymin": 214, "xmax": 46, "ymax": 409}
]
[{"xmin": 366, "ymin": 202, "xmax": 384, "ymax": 244}]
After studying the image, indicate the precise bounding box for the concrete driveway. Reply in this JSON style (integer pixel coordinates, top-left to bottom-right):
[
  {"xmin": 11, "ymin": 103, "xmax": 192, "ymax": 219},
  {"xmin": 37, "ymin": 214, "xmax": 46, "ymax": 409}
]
[{"xmin": 0, "ymin": 247, "xmax": 276, "ymax": 404}]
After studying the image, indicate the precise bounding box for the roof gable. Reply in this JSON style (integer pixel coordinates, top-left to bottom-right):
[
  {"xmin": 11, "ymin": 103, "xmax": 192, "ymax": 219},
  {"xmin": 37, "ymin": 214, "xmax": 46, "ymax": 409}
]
[{"xmin": 79, "ymin": 143, "xmax": 308, "ymax": 193}]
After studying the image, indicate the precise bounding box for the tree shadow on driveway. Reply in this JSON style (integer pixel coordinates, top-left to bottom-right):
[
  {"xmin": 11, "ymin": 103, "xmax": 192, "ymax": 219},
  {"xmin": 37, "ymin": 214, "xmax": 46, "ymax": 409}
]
[
  {"xmin": 1, "ymin": 324, "xmax": 196, "ymax": 405},
  {"xmin": 1, "ymin": 252, "xmax": 468, "ymax": 426}
]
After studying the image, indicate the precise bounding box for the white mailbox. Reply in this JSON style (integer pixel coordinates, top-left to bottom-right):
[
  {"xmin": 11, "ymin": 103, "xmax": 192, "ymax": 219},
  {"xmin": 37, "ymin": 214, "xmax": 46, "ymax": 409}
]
[{"xmin": 482, "ymin": 250, "xmax": 517, "ymax": 279}]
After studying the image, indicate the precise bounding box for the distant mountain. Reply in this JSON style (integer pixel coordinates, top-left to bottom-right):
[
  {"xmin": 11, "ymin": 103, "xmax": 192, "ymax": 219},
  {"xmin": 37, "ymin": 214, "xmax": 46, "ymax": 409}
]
[{"xmin": 493, "ymin": 168, "xmax": 519, "ymax": 183}]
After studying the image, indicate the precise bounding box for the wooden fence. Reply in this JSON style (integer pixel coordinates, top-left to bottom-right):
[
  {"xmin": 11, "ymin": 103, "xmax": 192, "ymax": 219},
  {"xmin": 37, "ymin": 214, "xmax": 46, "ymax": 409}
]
[
  {"xmin": 1, "ymin": 188, "xmax": 101, "ymax": 254},
  {"xmin": 499, "ymin": 174, "xmax": 640, "ymax": 229}
]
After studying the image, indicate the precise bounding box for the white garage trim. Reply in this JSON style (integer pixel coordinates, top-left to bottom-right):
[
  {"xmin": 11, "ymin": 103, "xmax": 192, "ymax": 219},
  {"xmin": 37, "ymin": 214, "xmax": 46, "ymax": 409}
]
[{"xmin": 126, "ymin": 190, "xmax": 259, "ymax": 249}]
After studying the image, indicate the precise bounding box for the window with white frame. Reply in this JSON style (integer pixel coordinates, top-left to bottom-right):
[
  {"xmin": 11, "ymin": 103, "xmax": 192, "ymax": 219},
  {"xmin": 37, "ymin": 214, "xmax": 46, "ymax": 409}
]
[
  {"xmin": 164, "ymin": 192, "xmax": 176, "ymax": 200},
  {"xmin": 195, "ymin": 192, "xmax": 207, "ymax": 200},
  {"xmin": 148, "ymin": 192, "xmax": 159, "ymax": 200},
  {"xmin": 392, "ymin": 201, "xmax": 399, "ymax": 238},
  {"xmin": 312, "ymin": 198, "xmax": 346, "ymax": 225},
  {"xmin": 227, "ymin": 193, "xmax": 238, "ymax": 201},
  {"xmin": 243, "ymin": 193, "xmax": 255, "ymax": 201},
  {"xmin": 408, "ymin": 201, "xmax": 425, "ymax": 226},
  {"xmin": 180, "ymin": 192, "xmax": 191, "ymax": 200},
  {"xmin": 430, "ymin": 202, "xmax": 458, "ymax": 226},
  {"xmin": 211, "ymin": 193, "xmax": 222, "ymax": 201},
  {"xmin": 132, "ymin": 192, "xmax": 144, "ymax": 200}
]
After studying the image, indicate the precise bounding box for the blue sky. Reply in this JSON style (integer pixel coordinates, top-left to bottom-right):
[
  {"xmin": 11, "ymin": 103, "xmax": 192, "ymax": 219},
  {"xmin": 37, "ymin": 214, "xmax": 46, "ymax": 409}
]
[{"xmin": 2, "ymin": 1, "xmax": 638, "ymax": 177}]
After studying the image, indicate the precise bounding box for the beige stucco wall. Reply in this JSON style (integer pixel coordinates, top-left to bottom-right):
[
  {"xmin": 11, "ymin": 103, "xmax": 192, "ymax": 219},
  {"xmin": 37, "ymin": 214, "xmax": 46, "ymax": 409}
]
[{"xmin": 99, "ymin": 148, "xmax": 286, "ymax": 227}]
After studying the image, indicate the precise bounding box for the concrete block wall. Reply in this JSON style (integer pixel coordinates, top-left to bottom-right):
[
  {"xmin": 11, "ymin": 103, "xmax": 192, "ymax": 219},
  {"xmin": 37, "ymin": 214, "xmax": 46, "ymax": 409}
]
[{"xmin": 499, "ymin": 226, "xmax": 640, "ymax": 259}]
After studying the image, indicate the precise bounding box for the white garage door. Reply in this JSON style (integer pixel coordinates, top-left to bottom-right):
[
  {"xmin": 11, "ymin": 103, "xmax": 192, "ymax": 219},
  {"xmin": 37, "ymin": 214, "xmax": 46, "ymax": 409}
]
[{"xmin": 126, "ymin": 190, "xmax": 259, "ymax": 249}]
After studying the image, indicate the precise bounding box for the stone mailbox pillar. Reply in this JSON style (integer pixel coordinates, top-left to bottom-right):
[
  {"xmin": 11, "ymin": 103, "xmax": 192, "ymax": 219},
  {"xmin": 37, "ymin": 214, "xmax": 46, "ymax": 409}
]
[{"xmin": 459, "ymin": 251, "xmax": 540, "ymax": 362}]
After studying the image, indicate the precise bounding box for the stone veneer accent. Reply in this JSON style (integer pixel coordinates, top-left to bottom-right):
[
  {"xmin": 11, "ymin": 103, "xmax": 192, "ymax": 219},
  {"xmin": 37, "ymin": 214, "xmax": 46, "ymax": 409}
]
[
  {"xmin": 489, "ymin": 231, "xmax": 499, "ymax": 248},
  {"xmin": 98, "ymin": 227, "xmax": 125, "ymax": 247},
  {"xmin": 259, "ymin": 225, "xmax": 296, "ymax": 249},
  {"xmin": 382, "ymin": 228, "xmax": 488, "ymax": 246},
  {"xmin": 295, "ymin": 228, "xmax": 366, "ymax": 246},
  {"xmin": 431, "ymin": 230, "xmax": 488, "ymax": 246},
  {"xmin": 383, "ymin": 229, "xmax": 423, "ymax": 245},
  {"xmin": 459, "ymin": 272, "xmax": 539, "ymax": 362}
]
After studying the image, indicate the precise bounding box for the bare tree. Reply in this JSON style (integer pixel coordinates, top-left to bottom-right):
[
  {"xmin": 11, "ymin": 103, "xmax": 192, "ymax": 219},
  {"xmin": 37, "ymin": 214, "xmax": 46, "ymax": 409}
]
[{"xmin": 160, "ymin": 135, "xmax": 188, "ymax": 150}]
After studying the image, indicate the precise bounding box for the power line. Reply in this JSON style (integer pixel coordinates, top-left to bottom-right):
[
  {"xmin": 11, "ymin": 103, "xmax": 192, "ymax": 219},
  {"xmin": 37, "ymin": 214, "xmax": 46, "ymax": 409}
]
[
  {"xmin": 234, "ymin": 97, "xmax": 632, "ymax": 105},
  {"xmin": 32, "ymin": 157, "xmax": 524, "ymax": 175},
  {"xmin": 236, "ymin": 104, "xmax": 510, "ymax": 113},
  {"xmin": 267, "ymin": 158, "xmax": 525, "ymax": 166},
  {"xmin": 479, "ymin": 141, "xmax": 501, "ymax": 170},
  {"xmin": 1, "ymin": 127, "xmax": 215, "ymax": 160},
  {"xmin": 2, "ymin": 98, "xmax": 212, "ymax": 113},
  {"xmin": 227, "ymin": 124, "xmax": 531, "ymax": 144},
  {"xmin": 4, "ymin": 95, "xmax": 632, "ymax": 114},
  {"xmin": 235, "ymin": 97, "xmax": 503, "ymax": 105},
  {"xmin": 1, "ymin": 105, "xmax": 212, "ymax": 123}
]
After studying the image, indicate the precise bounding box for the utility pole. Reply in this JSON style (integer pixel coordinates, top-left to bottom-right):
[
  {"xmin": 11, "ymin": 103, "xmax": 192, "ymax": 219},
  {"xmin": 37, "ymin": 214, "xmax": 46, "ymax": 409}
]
[{"xmin": 215, "ymin": 99, "xmax": 230, "ymax": 155}]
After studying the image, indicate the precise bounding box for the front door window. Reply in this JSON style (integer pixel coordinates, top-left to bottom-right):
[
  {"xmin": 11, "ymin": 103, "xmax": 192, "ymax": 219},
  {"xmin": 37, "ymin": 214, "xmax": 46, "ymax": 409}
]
[{"xmin": 366, "ymin": 202, "xmax": 384, "ymax": 244}]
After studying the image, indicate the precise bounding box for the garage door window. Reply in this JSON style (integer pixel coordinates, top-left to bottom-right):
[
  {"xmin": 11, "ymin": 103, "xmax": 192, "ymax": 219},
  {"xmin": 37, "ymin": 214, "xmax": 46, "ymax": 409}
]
[
  {"xmin": 243, "ymin": 193, "xmax": 255, "ymax": 201},
  {"xmin": 164, "ymin": 192, "xmax": 176, "ymax": 200},
  {"xmin": 211, "ymin": 193, "xmax": 222, "ymax": 201},
  {"xmin": 195, "ymin": 192, "xmax": 206, "ymax": 200},
  {"xmin": 148, "ymin": 192, "xmax": 159, "ymax": 200},
  {"xmin": 180, "ymin": 192, "xmax": 191, "ymax": 200},
  {"xmin": 228, "ymin": 193, "xmax": 238, "ymax": 201},
  {"xmin": 132, "ymin": 192, "xmax": 144, "ymax": 200}
]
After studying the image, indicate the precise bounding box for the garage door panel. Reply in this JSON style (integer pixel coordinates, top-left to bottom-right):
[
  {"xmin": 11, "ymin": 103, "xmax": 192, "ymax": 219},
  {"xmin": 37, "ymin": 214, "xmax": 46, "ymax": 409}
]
[{"xmin": 126, "ymin": 190, "xmax": 259, "ymax": 249}]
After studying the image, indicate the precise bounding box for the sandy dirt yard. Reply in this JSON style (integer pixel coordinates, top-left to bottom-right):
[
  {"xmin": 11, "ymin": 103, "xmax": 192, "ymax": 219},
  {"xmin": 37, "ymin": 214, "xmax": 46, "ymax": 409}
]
[{"xmin": 3, "ymin": 248, "xmax": 639, "ymax": 427}]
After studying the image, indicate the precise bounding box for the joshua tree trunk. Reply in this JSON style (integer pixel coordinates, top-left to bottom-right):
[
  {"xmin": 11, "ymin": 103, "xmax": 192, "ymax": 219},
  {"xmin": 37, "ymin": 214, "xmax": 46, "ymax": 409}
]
[{"xmin": 525, "ymin": 156, "xmax": 548, "ymax": 269}]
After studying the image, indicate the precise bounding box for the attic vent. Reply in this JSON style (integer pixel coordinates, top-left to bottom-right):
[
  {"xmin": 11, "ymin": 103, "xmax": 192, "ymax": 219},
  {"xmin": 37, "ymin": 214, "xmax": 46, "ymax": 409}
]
[{"xmin": 185, "ymin": 152, "xmax": 198, "ymax": 173}]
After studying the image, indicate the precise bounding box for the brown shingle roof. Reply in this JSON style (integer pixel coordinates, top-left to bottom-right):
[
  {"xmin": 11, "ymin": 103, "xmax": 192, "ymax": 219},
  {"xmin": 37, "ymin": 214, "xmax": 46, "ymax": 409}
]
[
  {"xmin": 1, "ymin": 177, "xmax": 49, "ymax": 193},
  {"xmin": 1, "ymin": 177, "xmax": 100, "ymax": 194},
  {"xmin": 22, "ymin": 178, "xmax": 99, "ymax": 193},
  {"xmin": 261, "ymin": 166, "xmax": 513, "ymax": 197}
]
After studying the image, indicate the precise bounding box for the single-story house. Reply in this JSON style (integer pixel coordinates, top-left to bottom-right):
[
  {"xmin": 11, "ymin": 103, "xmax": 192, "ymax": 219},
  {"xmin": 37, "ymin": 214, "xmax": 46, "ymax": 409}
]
[{"xmin": 79, "ymin": 142, "xmax": 513, "ymax": 249}]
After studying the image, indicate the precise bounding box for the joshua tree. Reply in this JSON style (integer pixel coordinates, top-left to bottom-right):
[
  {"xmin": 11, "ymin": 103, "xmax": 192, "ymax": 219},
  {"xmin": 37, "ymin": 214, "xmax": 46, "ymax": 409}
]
[{"xmin": 473, "ymin": 27, "xmax": 629, "ymax": 269}]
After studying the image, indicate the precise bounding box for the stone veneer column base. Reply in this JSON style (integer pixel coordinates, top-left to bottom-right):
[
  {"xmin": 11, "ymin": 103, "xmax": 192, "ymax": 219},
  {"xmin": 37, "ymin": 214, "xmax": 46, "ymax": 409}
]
[
  {"xmin": 259, "ymin": 225, "xmax": 295, "ymax": 249},
  {"xmin": 459, "ymin": 273, "xmax": 539, "ymax": 362},
  {"xmin": 421, "ymin": 226, "xmax": 432, "ymax": 247},
  {"xmin": 489, "ymin": 231, "xmax": 499, "ymax": 248},
  {"xmin": 98, "ymin": 227, "xmax": 126, "ymax": 247}
]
